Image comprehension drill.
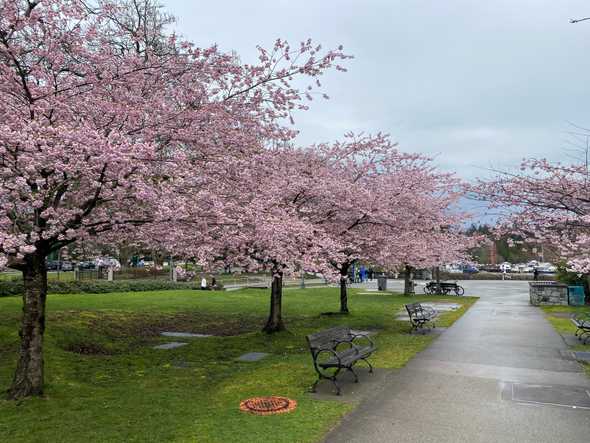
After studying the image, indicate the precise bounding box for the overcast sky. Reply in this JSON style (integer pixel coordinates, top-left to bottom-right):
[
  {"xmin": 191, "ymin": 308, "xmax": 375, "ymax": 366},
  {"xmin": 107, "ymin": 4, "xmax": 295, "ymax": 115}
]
[{"xmin": 163, "ymin": 0, "xmax": 590, "ymax": 182}]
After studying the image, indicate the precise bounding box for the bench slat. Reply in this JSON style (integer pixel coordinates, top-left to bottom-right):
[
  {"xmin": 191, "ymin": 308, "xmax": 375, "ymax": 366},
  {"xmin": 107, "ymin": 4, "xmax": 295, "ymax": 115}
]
[{"xmin": 306, "ymin": 326, "xmax": 352, "ymax": 350}]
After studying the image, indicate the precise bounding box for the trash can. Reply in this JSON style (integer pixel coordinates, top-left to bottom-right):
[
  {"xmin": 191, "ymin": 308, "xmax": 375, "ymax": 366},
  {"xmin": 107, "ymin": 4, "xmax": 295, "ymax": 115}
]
[
  {"xmin": 568, "ymin": 286, "xmax": 585, "ymax": 306},
  {"xmin": 377, "ymin": 276, "xmax": 387, "ymax": 291}
]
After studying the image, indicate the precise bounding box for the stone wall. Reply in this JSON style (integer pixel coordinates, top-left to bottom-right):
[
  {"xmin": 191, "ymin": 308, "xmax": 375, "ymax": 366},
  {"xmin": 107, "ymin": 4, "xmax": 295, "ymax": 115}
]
[{"xmin": 529, "ymin": 282, "xmax": 568, "ymax": 306}]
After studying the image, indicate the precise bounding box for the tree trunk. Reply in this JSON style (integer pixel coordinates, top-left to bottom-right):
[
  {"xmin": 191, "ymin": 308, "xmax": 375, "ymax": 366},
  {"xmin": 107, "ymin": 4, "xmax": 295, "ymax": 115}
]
[
  {"xmin": 8, "ymin": 252, "xmax": 48, "ymax": 400},
  {"xmin": 404, "ymin": 264, "xmax": 415, "ymax": 295},
  {"xmin": 435, "ymin": 266, "xmax": 441, "ymax": 293},
  {"xmin": 262, "ymin": 271, "xmax": 285, "ymax": 333},
  {"xmin": 340, "ymin": 263, "xmax": 350, "ymax": 314}
]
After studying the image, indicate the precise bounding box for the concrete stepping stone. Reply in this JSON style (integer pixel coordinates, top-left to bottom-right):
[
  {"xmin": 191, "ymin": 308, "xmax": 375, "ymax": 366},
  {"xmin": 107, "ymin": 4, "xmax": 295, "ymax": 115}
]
[
  {"xmin": 350, "ymin": 329, "xmax": 378, "ymax": 336},
  {"xmin": 153, "ymin": 342, "xmax": 188, "ymax": 350},
  {"xmin": 573, "ymin": 351, "xmax": 590, "ymax": 362},
  {"xmin": 161, "ymin": 332, "xmax": 212, "ymax": 338},
  {"xmin": 421, "ymin": 303, "xmax": 461, "ymax": 311},
  {"xmin": 396, "ymin": 303, "xmax": 461, "ymax": 321},
  {"xmin": 562, "ymin": 334, "xmax": 583, "ymax": 347},
  {"xmin": 236, "ymin": 352, "xmax": 269, "ymax": 362},
  {"xmin": 395, "ymin": 302, "xmax": 460, "ymax": 320}
]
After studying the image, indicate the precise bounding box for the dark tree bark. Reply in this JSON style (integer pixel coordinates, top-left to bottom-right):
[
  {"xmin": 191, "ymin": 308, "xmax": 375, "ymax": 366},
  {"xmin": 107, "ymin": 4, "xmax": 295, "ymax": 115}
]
[
  {"xmin": 339, "ymin": 263, "xmax": 350, "ymax": 314},
  {"xmin": 262, "ymin": 270, "xmax": 285, "ymax": 333},
  {"xmin": 8, "ymin": 251, "xmax": 48, "ymax": 400},
  {"xmin": 403, "ymin": 264, "xmax": 415, "ymax": 295},
  {"xmin": 435, "ymin": 266, "xmax": 441, "ymax": 293}
]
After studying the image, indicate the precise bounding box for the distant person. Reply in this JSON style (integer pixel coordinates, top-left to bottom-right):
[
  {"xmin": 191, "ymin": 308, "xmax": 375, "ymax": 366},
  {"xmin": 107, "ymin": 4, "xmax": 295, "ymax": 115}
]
[
  {"xmin": 200, "ymin": 276, "xmax": 209, "ymax": 290},
  {"xmin": 533, "ymin": 267, "xmax": 539, "ymax": 281},
  {"xmin": 211, "ymin": 276, "xmax": 217, "ymax": 289},
  {"xmin": 368, "ymin": 269, "xmax": 374, "ymax": 281}
]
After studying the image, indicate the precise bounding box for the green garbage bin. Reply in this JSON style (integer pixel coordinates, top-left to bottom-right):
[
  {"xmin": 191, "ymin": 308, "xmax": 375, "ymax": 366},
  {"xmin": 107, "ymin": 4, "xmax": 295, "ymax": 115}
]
[{"xmin": 568, "ymin": 286, "xmax": 585, "ymax": 306}]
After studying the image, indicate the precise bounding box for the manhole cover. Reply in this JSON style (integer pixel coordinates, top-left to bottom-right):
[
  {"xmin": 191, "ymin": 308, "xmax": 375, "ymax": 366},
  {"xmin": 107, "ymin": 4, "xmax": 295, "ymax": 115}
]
[{"xmin": 239, "ymin": 396, "xmax": 297, "ymax": 415}]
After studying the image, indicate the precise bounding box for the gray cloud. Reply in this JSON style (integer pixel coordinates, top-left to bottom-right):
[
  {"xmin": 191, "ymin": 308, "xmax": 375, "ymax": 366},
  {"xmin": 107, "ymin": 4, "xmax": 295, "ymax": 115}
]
[{"xmin": 163, "ymin": 0, "xmax": 590, "ymax": 180}]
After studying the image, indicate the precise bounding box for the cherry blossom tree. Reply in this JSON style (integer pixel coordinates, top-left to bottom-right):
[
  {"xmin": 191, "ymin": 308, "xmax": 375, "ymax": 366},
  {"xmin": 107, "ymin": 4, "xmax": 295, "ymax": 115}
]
[
  {"xmin": 151, "ymin": 148, "xmax": 345, "ymax": 333},
  {"xmin": 378, "ymin": 228, "xmax": 477, "ymax": 294},
  {"xmin": 474, "ymin": 157, "xmax": 590, "ymax": 273},
  {"xmin": 290, "ymin": 133, "xmax": 473, "ymax": 312},
  {"xmin": 0, "ymin": 0, "xmax": 349, "ymax": 398}
]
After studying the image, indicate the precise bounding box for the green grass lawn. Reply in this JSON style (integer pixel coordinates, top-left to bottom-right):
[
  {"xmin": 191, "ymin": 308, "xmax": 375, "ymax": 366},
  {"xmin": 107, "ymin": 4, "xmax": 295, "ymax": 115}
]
[
  {"xmin": 542, "ymin": 305, "xmax": 590, "ymax": 376},
  {"xmin": 0, "ymin": 288, "xmax": 476, "ymax": 443}
]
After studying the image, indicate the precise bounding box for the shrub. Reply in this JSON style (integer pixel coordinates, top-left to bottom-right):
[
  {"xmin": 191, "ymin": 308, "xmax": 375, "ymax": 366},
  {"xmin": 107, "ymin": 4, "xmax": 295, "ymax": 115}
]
[
  {"xmin": 555, "ymin": 261, "xmax": 589, "ymax": 301},
  {"xmin": 0, "ymin": 279, "xmax": 205, "ymax": 297}
]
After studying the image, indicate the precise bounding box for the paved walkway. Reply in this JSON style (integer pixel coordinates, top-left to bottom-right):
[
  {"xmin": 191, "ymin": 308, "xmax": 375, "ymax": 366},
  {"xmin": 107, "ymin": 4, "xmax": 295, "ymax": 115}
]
[{"xmin": 325, "ymin": 280, "xmax": 590, "ymax": 443}]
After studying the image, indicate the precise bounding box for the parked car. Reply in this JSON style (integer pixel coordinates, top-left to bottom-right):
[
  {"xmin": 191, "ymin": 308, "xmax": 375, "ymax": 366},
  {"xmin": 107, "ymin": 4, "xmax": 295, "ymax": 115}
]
[
  {"xmin": 537, "ymin": 264, "xmax": 557, "ymax": 274},
  {"xmin": 462, "ymin": 264, "xmax": 479, "ymax": 274},
  {"xmin": 95, "ymin": 257, "xmax": 121, "ymax": 270},
  {"xmin": 444, "ymin": 264, "xmax": 463, "ymax": 274},
  {"xmin": 516, "ymin": 263, "xmax": 533, "ymax": 273},
  {"xmin": 59, "ymin": 261, "xmax": 74, "ymax": 271},
  {"xmin": 78, "ymin": 261, "xmax": 96, "ymax": 270},
  {"xmin": 46, "ymin": 260, "xmax": 73, "ymax": 271},
  {"xmin": 499, "ymin": 262, "xmax": 512, "ymax": 273}
]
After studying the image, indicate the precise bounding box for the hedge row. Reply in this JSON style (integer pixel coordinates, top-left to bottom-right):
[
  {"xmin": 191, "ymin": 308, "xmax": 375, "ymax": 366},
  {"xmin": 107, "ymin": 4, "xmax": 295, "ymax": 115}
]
[{"xmin": 0, "ymin": 279, "xmax": 203, "ymax": 297}]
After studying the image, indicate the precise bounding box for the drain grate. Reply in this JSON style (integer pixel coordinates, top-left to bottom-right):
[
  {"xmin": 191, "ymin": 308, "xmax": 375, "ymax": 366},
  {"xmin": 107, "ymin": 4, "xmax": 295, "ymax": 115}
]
[
  {"xmin": 502, "ymin": 382, "xmax": 590, "ymax": 409},
  {"xmin": 240, "ymin": 396, "xmax": 297, "ymax": 415}
]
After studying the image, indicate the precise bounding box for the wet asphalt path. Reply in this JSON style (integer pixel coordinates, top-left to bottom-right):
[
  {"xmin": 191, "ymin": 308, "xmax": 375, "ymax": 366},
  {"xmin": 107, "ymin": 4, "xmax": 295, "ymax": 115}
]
[{"xmin": 324, "ymin": 280, "xmax": 590, "ymax": 443}]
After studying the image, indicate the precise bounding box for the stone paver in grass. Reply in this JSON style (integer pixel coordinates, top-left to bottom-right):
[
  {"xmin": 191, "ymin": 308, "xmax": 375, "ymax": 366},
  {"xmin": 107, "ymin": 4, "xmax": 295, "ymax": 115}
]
[
  {"xmin": 350, "ymin": 329, "xmax": 379, "ymax": 336},
  {"xmin": 153, "ymin": 342, "xmax": 188, "ymax": 350},
  {"xmin": 395, "ymin": 302, "xmax": 461, "ymax": 320},
  {"xmin": 573, "ymin": 351, "xmax": 590, "ymax": 362},
  {"xmin": 422, "ymin": 302, "xmax": 461, "ymax": 311},
  {"xmin": 236, "ymin": 352, "xmax": 269, "ymax": 362},
  {"xmin": 161, "ymin": 332, "xmax": 212, "ymax": 338}
]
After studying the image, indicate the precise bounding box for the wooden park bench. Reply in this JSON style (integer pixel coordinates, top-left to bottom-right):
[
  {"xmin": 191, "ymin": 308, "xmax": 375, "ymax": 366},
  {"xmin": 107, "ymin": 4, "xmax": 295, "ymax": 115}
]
[
  {"xmin": 306, "ymin": 326, "xmax": 376, "ymax": 395},
  {"xmin": 571, "ymin": 312, "xmax": 590, "ymax": 344},
  {"xmin": 405, "ymin": 303, "xmax": 438, "ymax": 333}
]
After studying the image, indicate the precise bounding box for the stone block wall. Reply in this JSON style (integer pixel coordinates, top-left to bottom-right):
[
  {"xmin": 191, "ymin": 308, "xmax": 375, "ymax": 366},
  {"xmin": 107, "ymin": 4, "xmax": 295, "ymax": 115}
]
[{"xmin": 529, "ymin": 282, "xmax": 568, "ymax": 306}]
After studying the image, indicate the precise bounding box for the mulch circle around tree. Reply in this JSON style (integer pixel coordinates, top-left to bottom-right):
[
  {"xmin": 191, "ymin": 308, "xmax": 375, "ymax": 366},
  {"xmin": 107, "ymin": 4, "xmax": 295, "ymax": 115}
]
[{"xmin": 239, "ymin": 396, "xmax": 297, "ymax": 415}]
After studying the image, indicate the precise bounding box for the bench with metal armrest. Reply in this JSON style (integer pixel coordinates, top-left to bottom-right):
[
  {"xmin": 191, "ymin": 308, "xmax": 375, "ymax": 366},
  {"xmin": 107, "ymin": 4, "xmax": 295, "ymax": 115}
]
[
  {"xmin": 306, "ymin": 326, "xmax": 376, "ymax": 395},
  {"xmin": 405, "ymin": 302, "xmax": 438, "ymax": 333},
  {"xmin": 571, "ymin": 312, "xmax": 590, "ymax": 344}
]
